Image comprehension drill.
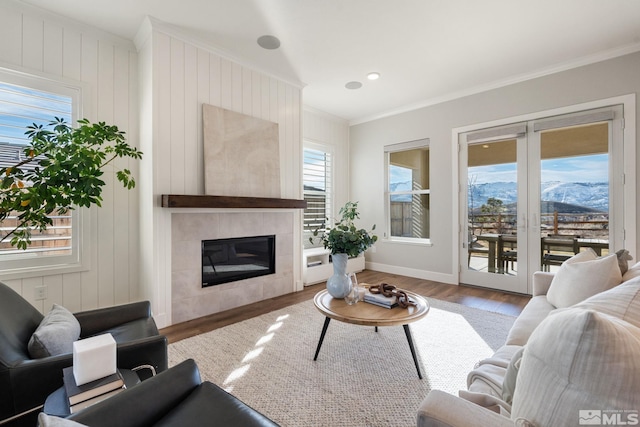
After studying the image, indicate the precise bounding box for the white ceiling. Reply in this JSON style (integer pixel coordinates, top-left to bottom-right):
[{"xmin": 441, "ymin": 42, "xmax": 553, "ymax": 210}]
[{"xmin": 18, "ymin": 0, "xmax": 640, "ymax": 124}]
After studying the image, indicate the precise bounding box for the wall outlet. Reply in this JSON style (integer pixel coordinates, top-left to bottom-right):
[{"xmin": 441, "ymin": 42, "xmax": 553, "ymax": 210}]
[{"xmin": 35, "ymin": 285, "xmax": 47, "ymax": 301}]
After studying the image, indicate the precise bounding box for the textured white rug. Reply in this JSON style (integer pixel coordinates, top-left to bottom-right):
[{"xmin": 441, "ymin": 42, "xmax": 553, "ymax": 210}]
[{"xmin": 168, "ymin": 298, "xmax": 515, "ymax": 427}]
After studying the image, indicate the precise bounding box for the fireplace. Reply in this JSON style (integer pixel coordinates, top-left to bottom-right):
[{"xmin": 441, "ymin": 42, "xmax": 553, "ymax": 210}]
[
  {"xmin": 170, "ymin": 211, "xmax": 294, "ymax": 325},
  {"xmin": 202, "ymin": 235, "xmax": 276, "ymax": 287}
]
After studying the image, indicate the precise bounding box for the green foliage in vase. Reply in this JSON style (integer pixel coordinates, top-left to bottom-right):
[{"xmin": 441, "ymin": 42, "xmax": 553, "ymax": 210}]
[
  {"xmin": 0, "ymin": 118, "xmax": 143, "ymax": 249},
  {"xmin": 310, "ymin": 201, "xmax": 377, "ymax": 257}
]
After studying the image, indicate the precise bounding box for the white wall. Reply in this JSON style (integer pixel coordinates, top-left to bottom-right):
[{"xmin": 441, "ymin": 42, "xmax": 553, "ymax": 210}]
[
  {"xmin": 350, "ymin": 52, "xmax": 640, "ymax": 285},
  {"xmin": 0, "ymin": 1, "xmax": 140, "ymax": 313},
  {"xmin": 136, "ymin": 19, "xmax": 304, "ymax": 327}
]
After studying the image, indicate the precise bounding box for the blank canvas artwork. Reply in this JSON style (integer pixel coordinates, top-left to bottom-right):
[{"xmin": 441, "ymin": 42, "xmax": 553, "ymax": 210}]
[{"xmin": 203, "ymin": 104, "xmax": 280, "ymax": 198}]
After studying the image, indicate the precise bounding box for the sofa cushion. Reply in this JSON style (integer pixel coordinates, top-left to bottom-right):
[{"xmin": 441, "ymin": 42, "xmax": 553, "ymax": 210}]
[
  {"xmin": 546, "ymin": 251, "xmax": 622, "ymax": 308},
  {"xmin": 511, "ymin": 308, "xmax": 640, "ymax": 427},
  {"xmin": 622, "ymin": 261, "xmax": 640, "ymax": 282},
  {"xmin": 505, "ymin": 296, "xmax": 555, "ymax": 346},
  {"xmin": 574, "ymin": 275, "xmax": 640, "ymax": 327},
  {"xmin": 462, "ymin": 345, "xmax": 522, "ymax": 415},
  {"xmin": 28, "ymin": 304, "xmax": 81, "ymax": 359}
]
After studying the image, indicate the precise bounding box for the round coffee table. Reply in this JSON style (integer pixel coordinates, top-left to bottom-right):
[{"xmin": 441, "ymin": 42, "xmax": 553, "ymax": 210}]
[{"xmin": 313, "ymin": 288, "xmax": 430, "ymax": 378}]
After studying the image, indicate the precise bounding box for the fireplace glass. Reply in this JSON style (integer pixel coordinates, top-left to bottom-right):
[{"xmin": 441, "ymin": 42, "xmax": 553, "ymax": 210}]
[{"xmin": 202, "ymin": 235, "xmax": 276, "ymax": 287}]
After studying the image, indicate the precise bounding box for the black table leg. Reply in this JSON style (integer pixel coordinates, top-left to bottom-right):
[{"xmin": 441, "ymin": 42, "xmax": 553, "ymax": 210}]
[
  {"xmin": 313, "ymin": 317, "xmax": 331, "ymax": 361},
  {"xmin": 403, "ymin": 324, "xmax": 422, "ymax": 379}
]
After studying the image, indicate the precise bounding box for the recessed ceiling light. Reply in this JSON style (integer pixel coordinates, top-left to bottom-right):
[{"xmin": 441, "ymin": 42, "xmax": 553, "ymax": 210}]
[
  {"xmin": 345, "ymin": 81, "xmax": 363, "ymax": 90},
  {"xmin": 367, "ymin": 72, "xmax": 380, "ymax": 80},
  {"xmin": 482, "ymin": 144, "xmax": 490, "ymax": 148},
  {"xmin": 257, "ymin": 35, "xmax": 281, "ymax": 50}
]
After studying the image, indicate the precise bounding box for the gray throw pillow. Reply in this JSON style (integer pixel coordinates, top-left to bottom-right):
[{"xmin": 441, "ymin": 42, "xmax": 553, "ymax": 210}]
[
  {"xmin": 616, "ymin": 249, "xmax": 633, "ymax": 276},
  {"xmin": 28, "ymin": 304, "xmax": 81, "ymax": 359},
  {"xmin": 502, "ymin": 346, "xmax": 524, "ymax": 405}
]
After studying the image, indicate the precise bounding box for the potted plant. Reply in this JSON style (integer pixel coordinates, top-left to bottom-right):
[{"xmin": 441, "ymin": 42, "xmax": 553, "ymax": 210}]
[
  {"xmin": 311, "ymin": 201, "xmax": 377, "ymax": 298},
  {"xmin": 0, "ymin": 118, "xmax": 143, "ymax": 250}
]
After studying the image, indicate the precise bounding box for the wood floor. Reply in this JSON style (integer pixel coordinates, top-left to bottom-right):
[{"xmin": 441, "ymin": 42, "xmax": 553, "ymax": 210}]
[{"xmin": 160, "ymin": 270, "xmax": 531, "ymax": 344}]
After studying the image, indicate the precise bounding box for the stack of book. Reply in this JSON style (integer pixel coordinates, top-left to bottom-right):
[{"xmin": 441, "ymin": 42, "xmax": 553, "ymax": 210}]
[
  {"xmin": 363, "ymin": 289, "xmax": 398, "ymax": 309},
  {"xmin": 63, "ymin": 366, "xmax": 125, "ymax": 413}
]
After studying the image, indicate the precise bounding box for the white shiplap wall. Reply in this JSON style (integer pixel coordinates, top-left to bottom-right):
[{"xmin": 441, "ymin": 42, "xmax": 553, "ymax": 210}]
[
  {"xmin": 0, "ymin": 1, "xmax": 140, "ymax": 313},
  {"xmin": 136, "ymin": 19, "xmax": 304, "ymax": 327}
]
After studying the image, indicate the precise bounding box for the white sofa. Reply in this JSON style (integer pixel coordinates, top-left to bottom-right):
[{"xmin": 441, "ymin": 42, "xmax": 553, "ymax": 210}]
[{"xmin": 418, "ymin": 251, "xmax": 640, "ymax": 427}]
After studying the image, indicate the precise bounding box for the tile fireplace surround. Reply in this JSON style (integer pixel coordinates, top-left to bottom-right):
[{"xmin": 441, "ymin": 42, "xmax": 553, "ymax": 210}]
[{"xmin": 170, "ymin": 211, "xmax": 294, "ymax": 324}]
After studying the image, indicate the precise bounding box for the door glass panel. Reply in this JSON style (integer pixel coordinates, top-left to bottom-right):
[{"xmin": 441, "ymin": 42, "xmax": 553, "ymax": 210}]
[
  {"xmin": 539, "ymin": 122, "xmax": 610, "ymax": 272},
  {"xmin": 467, "ymin": 139, "xmax": 517, "ymax": 275}
]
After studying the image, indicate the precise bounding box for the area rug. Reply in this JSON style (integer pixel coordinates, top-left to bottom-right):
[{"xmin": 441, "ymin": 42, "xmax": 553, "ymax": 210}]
[{"xmin": 168, "ymin": 298, "xmax": 515, "ymax": 427}]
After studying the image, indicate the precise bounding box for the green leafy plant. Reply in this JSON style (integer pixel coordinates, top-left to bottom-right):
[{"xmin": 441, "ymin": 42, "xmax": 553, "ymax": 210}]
[
  {"xmin": 0, "ymin": 118, "xmax": 143, "ymax": 249},
  {"xmin": 310, "ymin": 201, "xmax": 377, "ymax": 257}
]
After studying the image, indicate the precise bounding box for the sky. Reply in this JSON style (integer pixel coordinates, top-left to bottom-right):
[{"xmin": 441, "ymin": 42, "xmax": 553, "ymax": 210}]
[
  {"xmin": 389, "ymin": 165, "xmax": 412, "ymax": 189},
  {"xmin": 0, "ymin": 82, "xmax": 72, "ymax": 146}
]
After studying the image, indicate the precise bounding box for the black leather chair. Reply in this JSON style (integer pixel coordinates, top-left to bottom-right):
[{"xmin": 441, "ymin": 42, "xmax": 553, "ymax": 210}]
[
  {"xmin": 64, "ymin": 359, "xmax": 279, "ymax": 427},
  {"xmin": 0, "ymin": 281, "xmax": 168, "ymax": 426}
]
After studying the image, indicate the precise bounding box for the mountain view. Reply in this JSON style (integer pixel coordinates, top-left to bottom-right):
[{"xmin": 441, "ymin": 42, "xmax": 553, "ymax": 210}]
[
  {"xmin": 468, "ymin": 181, "xmax": 608, "ymax": 212},
  {"xmin": 390, "ymin": 181, "xmax": 608, "ymax": 212}
]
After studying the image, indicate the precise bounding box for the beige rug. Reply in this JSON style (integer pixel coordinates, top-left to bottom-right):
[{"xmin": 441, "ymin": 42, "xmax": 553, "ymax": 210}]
[{"xmin": 168, "ymin": 298, "xmax": 515, "ymax": 427}]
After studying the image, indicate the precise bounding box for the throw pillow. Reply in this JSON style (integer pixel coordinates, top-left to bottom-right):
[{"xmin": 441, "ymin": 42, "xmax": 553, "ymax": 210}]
[
  {"xmin": 511, "ymin": 308, "xmax": 640, "ymax": 427},
  {"xmin": 502, "ymin": 346, "xmax": 524, "ymax": 405},
  {"xmin": 616, "ymin": 249, "xmax": 633, "ymax": 276},
  {"xmin": 28, "ymin": 304, "xmax": 81, "ymax": 359},
  {"xmin": 546, "ymin": 251, "xmax": 622, "ymax": 308},
  {"xmin": 38, "ymin": 413, "xmax": 87, "ymax": 427},
  {"xmin": 574, "ymin": 275, "xmax": 640, "ymax": 327}
]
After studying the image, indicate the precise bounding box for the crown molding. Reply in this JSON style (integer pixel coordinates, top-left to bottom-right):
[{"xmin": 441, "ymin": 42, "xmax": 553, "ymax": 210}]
[{"xmin": 350, "ymin": 41, "xmax": 640, "ymax": 126}]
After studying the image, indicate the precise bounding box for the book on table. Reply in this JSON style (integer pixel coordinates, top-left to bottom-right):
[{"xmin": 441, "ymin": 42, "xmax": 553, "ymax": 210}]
[
  {"xmin": 63, "ymin": 366, "xmax": 125, "ymax": 406},
  {"xmin": 363, "ymin": 289, "xmax": 398, "ymax": 309},
  {"xmin": 70, "ymin": 387, "xmax": 124, "ymax": 413}
]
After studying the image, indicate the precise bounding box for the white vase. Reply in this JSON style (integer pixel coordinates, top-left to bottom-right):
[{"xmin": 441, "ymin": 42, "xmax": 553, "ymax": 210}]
[{"xmin": 326, "ymin": 253, "xmax": 352, "ymax": 298}]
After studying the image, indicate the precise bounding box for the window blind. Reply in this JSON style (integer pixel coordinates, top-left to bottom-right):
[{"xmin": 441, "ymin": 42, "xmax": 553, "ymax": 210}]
[
  {"xmin": 533, "ymin": 108, "xmax": 615, "ymax": 132},
  {"xmin": 0, "ymin": 81, "xmax": 73, "ymax": 257},
  {"xmin": 303, "ymin": 147, "xmax": 332, "ymax": 241},
  {"xmin": 466, "ymin": 123, "xmax": 527, "ymax": 143}
]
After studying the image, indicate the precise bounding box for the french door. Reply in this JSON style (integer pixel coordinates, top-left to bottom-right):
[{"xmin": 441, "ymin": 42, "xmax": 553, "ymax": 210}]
[{"xmin": 459, "ymin": 106, "xmax": 623, "ymax": 294}]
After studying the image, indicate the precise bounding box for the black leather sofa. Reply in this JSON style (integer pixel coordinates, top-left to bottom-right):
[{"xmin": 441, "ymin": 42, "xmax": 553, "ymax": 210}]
[
  {"xmin": 0, "ymin": 281, "xmax": 168, "ymax": 426},
  {"xmin": 63, "ymin": 358, "xmax": 279, "ymax": 427}
]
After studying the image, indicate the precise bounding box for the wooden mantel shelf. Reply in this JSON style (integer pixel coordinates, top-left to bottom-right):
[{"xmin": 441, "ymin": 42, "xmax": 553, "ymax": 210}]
[{"xmin": 161, "ymin": 194, "xmax": 307, "ymax": 209}]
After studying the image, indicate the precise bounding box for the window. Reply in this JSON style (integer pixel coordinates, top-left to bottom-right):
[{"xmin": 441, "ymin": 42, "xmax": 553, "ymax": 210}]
[
  {"xmin": 303, "ymin": 144, "xmax": 333, "ymax": 248},
  {"xmin": 0, "ymin": 69, "xmax": 85, "ymax": 277},
  {"xmin": 385, "ymin": 139, "xmax": 430, "ymax": 242}
]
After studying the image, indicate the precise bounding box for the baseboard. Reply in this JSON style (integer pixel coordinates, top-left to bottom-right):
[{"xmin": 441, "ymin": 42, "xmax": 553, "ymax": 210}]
[{"xmin": 364, "ymin": 262, "xmax": 458, "ymax": 285}]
